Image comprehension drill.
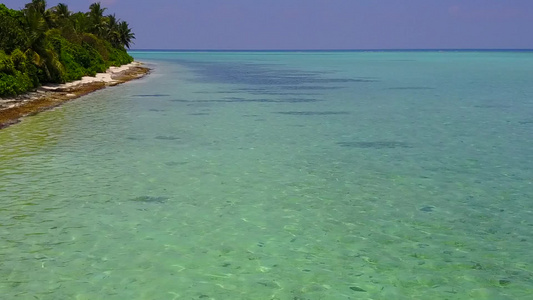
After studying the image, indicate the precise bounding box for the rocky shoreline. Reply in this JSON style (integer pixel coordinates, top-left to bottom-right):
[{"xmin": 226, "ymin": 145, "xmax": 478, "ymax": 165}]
[{"xmin": 0, "ymin": 62, "xmax": 150, "ymax": 129}]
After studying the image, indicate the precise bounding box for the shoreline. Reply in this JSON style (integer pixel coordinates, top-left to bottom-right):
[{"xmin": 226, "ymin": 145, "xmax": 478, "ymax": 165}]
[{"xmin": 0, "ymin": 62, "xmax": 151, "ymax": 130}]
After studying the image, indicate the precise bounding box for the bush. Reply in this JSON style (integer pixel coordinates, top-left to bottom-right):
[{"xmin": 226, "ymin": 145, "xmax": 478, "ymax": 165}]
[
  {"xmin": 0, "ymin": 72, "xmax": 34, "ymax": 96},
  {"xmin": 0, "ymin": 50, "xmax": 15, "ymax": 74},
  {"xmin": 0, "ymin": 4, "xmax": 27, "ymax": 54},
  {"xmin": 107, "ymin": 46, "xmax": 134, "ymax": 66},
  {"xmin": 0, "ymin": 2, "xmax": 137, "ymax": 97}
]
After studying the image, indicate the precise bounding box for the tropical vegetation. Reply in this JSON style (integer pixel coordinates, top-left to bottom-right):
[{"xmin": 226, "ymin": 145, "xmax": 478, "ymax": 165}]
[{"xmin": 0, "ymin": 0, "xmax": 135, "ymax": 96}]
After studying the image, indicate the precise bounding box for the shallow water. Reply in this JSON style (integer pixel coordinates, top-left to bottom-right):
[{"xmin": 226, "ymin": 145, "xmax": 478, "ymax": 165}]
[{"xmin": 1, "ymin": 51, "xmax": 533, "ymax": 299}]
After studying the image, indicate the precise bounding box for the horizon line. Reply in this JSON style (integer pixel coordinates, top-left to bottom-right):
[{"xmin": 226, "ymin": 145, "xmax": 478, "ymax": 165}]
[{"xmin": 128, "ymin": 48, "xmax": 533, "ymax": 52}]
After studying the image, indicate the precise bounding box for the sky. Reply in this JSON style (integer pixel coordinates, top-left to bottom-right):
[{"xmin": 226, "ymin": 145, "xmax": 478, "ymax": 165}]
[{"xmin": 3, "ymin": 0, "xmax": 533, "ymax": 50}]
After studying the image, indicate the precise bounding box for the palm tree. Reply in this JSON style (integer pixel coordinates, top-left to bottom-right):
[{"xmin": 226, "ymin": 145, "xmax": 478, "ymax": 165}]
[
  {"xmin": 24, "ymin": 0, "xmax": 53, "ymax": 29},
  {"xmin": 23, "ymin": 4, "xmax": 48, "ymax": 59},
  {"xmin": 118, "ymin": 21, "xmax": 135, "ymax": 49},
  {"xmin": 23, "ymin": 0, "xmax": 65, "ymax": 82},
  {"xmin": 49, "ymin": 3, "xmax": 71, "ymax": 30},
  {"xmin": 51, "ymin": 3, "xmax": 70, "ymax": 19},
  {"xmin": 88, "ymin": 2, "xmax": 106, "ymax": 37},
  {"xmin": 24, "ymin": 0, "xmax": 47, "ymax": 15},
  {"xmin": 105, "ymin": 14, "xmax": 120, "ymax": 47},
  {"xmin": 70, "ymin": 11, "xmax": 89, "ymax": 35}
]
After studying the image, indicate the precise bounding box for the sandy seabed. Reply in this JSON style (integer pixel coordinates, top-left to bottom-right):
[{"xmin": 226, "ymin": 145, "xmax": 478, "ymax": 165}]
[{"xmin": 0, "ymin": 62, "xmax": 150, "ymax": 129}]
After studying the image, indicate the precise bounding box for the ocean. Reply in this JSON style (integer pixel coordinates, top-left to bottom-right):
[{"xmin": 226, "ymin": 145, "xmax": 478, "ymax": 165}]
[{"xmin": 0, "ymin": 51, "xmax": 532, "ymax": 299}]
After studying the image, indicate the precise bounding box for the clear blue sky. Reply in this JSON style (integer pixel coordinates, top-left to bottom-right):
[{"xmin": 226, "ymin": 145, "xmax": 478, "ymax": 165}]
[{"xmin": 3, "ymin": 0, "xmax": 533, "ymax": 50}]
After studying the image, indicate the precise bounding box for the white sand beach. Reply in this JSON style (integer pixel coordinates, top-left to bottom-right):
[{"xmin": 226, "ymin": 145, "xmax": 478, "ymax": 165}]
[
  {"xmin": 0, "ymin": 62, "xmax": 150, "ymax": 129},
  {"xmin": 40, "ymin": 61, "xmax": 145, "ymax": 92}
]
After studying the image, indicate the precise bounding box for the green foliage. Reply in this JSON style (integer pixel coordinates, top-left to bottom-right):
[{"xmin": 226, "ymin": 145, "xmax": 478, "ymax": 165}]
[
  {"xmin": 107, "ymin": 46, "xmax": 134, "ymax": 66},
  {"xmin": 0, "ymin": 4, "xmax": 28, "ymax": 54},
  {"xmin": 0, "ymin": 51, "xmax": 15, "ymax": 74},
  {"xmin": 118, "ymin": 21, "xmax": 135, "ymax": 49},
  {"xmin": 0, "ymin": 1, "xmax": 135, "ymax": 97},
  {"xmin": 0, "ymin": 50, "xmax": 35, "ymax": 96}
]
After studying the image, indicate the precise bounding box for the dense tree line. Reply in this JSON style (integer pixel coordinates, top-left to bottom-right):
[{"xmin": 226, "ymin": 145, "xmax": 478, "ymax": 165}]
[{"xmin": 0, "ymin": 0, "xmax": 135, "ymax": 96}]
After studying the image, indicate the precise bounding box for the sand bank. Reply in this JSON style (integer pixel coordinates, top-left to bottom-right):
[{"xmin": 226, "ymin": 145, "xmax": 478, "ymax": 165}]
[{"xmin": 0, "ymin": 61, "xmax": 150, "ymax": 129}]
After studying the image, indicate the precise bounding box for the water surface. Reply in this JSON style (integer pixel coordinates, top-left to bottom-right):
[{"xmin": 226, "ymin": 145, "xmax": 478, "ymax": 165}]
[{"xmin": 1, "ymin": 51, "xmax": 532, "ymax": 299}]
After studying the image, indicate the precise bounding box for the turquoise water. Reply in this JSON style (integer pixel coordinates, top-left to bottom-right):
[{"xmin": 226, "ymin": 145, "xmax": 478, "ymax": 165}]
[{"xmin": 1, "ymin": 51, "xmax": 533, "ymax": 299}]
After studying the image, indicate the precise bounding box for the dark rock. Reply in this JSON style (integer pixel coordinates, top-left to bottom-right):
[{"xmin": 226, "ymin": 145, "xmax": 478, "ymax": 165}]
[
  {"xmin": 130, "ymin": 196, "xmax": 168, "ymax": 203},
  {"xmin": 499, "ymin": 279, "xmax": 511, "ymax": 286},
  {"xmin": 155, "ymin": 135, "xmax": 180, "ymax": 140},
  {"xmin": 419, "ymin": 206, "xmax": 435, "ymax": 212},
  {"xmin": 350, "ymin": 286, "xmax": 367, "ymax": 292},
  {"xmin": 133, "ymin": 94, "xmax": 170, "ymax": 97},
  {"xmin": 275, "ymin": 111, "xmax": 349, "ymax": 116},
  {"xmin": 337, "ymin": 141, "xmax": 410, "ymax": 149}
]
